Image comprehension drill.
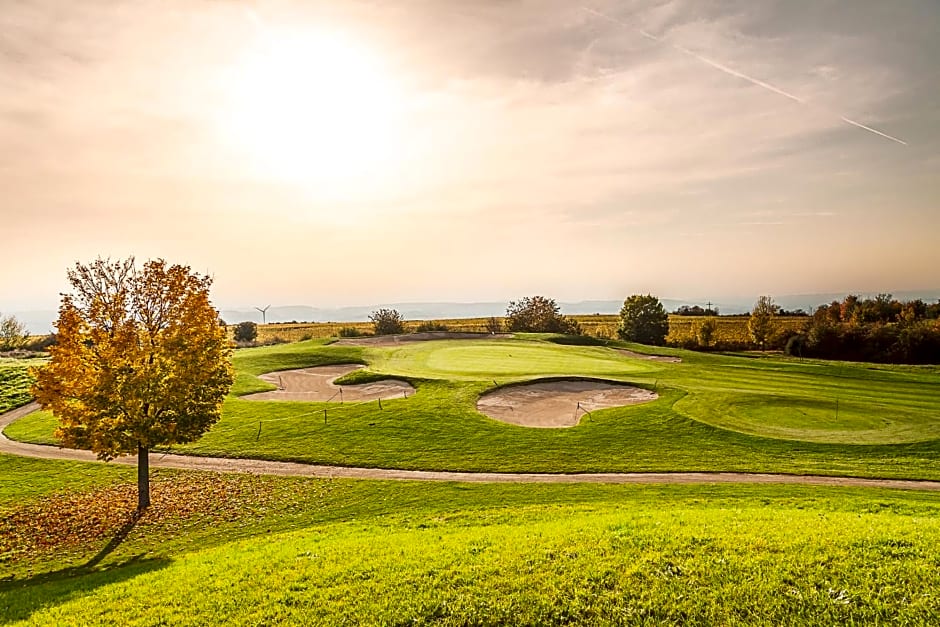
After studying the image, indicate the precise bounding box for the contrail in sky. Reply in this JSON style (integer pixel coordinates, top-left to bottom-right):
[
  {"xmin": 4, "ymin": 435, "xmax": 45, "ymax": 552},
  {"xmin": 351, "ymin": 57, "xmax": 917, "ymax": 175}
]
[{"xmin": 581, "ymin": 6, "xmax": 907, "ymax": 146}]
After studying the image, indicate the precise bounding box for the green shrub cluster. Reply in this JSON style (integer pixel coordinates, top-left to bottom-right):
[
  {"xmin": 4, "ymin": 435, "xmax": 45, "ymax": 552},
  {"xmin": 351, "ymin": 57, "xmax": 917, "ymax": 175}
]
[
  {"xmin": 505, "ymin": 296, "xmax": 581, "ymax": 335},
  {"xmin": 369, "ymin": 309, "xmax": 405, "ymax": 336}
]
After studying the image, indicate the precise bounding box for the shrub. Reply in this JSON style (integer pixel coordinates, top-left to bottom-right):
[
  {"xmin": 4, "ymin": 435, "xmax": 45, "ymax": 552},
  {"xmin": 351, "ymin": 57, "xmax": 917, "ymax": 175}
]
[
  {"xmin": 618, "ymin": 295, "xmax": 669, "ymax": 346},
  {"xmin": 233, "ymin": 321, "xmax": 258, "ymax": 343},
  {"xmin": 784, "ymin": 334, "xmax": 806, "ymax": 358},
  {"xmin": 370, "ymin": 309, "xmax": 405, "ymax": 336},
  {"xmin": 0, "ymin": 314, "xmax": 29, "ymax": 351},
  {"xmin": 505, "ymin": 296, "xmax": 581, "ymax": 335},
  {"xmin": 339, "ymin": 326, "xmax": 366, "ymax": 338},
  {"xmin": 695, "ymin": 318, "xmax": 718, "ymax": 349},
  {"xmin": 748, "ymin": 296, "xmax": 779, "ymax": 350}
]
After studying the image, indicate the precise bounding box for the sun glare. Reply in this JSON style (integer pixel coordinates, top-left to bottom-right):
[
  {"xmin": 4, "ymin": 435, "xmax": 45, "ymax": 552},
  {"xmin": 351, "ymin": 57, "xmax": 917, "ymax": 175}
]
[{"xmin": 220, "ymin": 29, "xmax": 406, "ymax": 196}]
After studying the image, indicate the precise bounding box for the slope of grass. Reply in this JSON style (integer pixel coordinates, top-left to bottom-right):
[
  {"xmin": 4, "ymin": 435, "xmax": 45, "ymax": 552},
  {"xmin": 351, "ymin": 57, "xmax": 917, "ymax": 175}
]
[
  {"xmin": 7, "ymin": 337, "xmax": 940, "ymax": 479},
  {"xmin": 0, "ymin": 358, "xmax": 41, "ymax": 413},
  {"xmin": 229, "ymin": 339, "xmax": 364, "ymax": 395},
  {"xmin": 3, "ymin": 459, "xmax": 939, "ymax": 626},
  {"xmin": 0, "ymin": 455, "xmax": 133, "ymax": 508}
]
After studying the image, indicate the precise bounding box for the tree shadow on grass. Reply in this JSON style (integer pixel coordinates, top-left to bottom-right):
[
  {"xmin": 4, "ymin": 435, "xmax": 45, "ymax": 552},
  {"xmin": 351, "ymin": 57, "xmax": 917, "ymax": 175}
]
[{"xmin": 0, "ymin": 512, "xmax": 171, "ymax": 625}]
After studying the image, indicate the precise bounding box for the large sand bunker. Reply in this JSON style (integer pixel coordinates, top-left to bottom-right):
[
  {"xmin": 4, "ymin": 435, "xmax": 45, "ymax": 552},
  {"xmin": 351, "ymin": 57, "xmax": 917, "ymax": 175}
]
[
  {"xmin": 243, "ymin": 364, "xmax": 413, "ymax": 402},
  {"xmin": 477, "ymin": 379, "xmax": 658, "ymax": 428}
]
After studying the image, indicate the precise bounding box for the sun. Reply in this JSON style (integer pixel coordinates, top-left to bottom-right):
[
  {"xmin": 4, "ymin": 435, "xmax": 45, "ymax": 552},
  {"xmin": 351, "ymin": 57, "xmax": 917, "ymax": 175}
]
[{"xmin": 219, "ymin": 28, "xmax": 406, "ymax": 195}]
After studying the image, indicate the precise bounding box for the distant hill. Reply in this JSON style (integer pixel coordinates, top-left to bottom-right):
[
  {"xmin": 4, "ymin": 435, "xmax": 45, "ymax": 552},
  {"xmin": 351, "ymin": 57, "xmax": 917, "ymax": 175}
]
[{"xmin": 218, "ymin": 299, "xmax": 724, "ymax": 325}]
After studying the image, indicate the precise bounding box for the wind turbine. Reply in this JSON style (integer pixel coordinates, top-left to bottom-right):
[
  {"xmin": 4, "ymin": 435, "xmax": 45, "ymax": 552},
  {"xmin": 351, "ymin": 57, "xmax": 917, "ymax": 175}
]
[{"xmin": 255, "ymin": 305, "xmax": 271, "ymax": 324}]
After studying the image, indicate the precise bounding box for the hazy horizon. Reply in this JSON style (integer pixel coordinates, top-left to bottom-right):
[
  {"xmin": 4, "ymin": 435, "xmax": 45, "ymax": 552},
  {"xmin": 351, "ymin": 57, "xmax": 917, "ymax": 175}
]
[
  {"xmin": 10, "ymin": 288, "xmax": 940, "ymax": 336},
  {"xmin": 2, "ymin": 1, "xmax": 938, "ymax": 311}
]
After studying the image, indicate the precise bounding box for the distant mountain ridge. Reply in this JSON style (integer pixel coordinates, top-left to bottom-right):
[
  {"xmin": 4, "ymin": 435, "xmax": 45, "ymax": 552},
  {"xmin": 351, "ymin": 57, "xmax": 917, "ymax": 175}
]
[
  {"xmin": 11, "ymin": 290, "xmax": 939, "ymax": 333},
  {"xmin": 219, "ymin": 299, "xmax": 703, "ymax": 325}
]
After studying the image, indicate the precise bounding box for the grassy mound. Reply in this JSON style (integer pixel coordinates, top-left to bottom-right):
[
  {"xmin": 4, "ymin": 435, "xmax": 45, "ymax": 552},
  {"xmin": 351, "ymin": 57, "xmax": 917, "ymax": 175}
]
[
  {"xmin": 0, "ymin": 358, "xmax": 41, "ymax": 413},
  {"xmin": 2, "ymin": 454, "xmax": 938, "ymax": 626}
]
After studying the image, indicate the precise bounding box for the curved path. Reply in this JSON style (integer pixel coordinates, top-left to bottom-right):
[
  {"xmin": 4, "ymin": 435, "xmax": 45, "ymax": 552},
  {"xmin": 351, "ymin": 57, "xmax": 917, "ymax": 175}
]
[{"xmin": 3, "ymin": 403, "xmax": 940, "ymax": 491}]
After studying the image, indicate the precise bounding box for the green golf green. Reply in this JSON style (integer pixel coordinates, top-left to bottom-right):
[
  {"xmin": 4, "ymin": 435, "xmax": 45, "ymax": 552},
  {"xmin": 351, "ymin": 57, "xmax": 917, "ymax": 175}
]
[{"xmin": 365, "ymin": 339, "xmax": 661, "ymax": 380}]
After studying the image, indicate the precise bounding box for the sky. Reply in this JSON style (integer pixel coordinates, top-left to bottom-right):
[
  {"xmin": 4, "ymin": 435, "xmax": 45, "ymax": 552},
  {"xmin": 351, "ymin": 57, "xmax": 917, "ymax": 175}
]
[{"xmin": 2, "ymin": 0, "xmax": 938, "ymax": 312}]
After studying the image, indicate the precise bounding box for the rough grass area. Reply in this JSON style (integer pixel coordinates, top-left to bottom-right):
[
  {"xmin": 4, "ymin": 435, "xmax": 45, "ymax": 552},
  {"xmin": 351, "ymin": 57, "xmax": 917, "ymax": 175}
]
[
  {"xmin": 2, "ymin": 457, "xmax": 938, "ymax": 626},
  {"xmin": 0, "ymin": 358, "xmax": 41, "ymax": 413},
  {"xmin": 9, "ymin": 337, "xmax": 940, "ymax": 480}
]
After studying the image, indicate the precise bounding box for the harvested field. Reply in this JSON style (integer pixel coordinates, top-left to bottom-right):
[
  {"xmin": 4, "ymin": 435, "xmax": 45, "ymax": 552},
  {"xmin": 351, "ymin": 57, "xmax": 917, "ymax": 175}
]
[
  {"xmin": 477, "ymin": 379, "xmax": 657, "ymax": 428},
  {"xmin": 243, "ymin": 364, "xmax": 413, "ymax": 402},
  {"xmin": 336, "ymin": 331, "xmax": 510, "ymax": 347}
]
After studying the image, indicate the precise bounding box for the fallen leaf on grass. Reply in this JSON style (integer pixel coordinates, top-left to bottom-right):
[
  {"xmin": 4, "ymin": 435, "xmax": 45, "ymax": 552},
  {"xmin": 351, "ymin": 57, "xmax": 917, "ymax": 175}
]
[{"xmin": 0, "ymin": 471, "xmax": 283, "ymax": 559}]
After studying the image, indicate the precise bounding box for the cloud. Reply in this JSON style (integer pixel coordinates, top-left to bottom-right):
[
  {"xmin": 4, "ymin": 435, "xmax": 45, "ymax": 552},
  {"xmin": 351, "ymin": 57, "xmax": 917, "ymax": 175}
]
[{"xmin": 1, "ymin": 0, "xmax": 938, "ymax": 307}]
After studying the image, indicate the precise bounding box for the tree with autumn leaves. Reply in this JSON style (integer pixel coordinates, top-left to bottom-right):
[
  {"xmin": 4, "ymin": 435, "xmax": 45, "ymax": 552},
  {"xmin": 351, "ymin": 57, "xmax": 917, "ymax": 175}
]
[{"xmin": 32, "ymin": 258, "xmax": 234, "ymax": 511}]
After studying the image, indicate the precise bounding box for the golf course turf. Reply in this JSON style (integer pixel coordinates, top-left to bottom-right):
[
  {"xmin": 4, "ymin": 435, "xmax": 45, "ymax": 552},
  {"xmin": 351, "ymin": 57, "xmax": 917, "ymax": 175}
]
[
  {"xmin": 3, "ymin": 455, "xmax": 940, "ymax": 625},
  {"xmin": 3, "ymin": 335, "xmax": 940, "ymax": 624},
  {"xmin": 6, "ymin": 335, "xmax": 940, "ymax": 479}
]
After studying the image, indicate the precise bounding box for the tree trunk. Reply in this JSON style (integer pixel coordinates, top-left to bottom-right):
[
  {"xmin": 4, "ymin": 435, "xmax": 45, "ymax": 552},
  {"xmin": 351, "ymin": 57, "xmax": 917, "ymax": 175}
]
[{"xmin": 137, "ymin": 445, "xmax": 150, "ymax": 511}]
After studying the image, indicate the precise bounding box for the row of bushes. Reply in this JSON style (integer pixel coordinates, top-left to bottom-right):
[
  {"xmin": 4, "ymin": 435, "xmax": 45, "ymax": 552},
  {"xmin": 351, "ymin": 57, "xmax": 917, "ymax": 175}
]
[
  {"xmin": 791, "ymin": 320, "xmax": 940, "ymax": 364},
  {"xmin": 668, "ymin": 317, "xmax": 940, "ymax": 364}
]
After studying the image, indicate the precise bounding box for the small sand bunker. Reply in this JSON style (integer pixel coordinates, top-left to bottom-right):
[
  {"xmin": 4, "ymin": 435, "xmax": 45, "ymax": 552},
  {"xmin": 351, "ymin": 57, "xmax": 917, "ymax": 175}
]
[
  {"xmin": 243, "ymin": 364, "xmax": 413, "ymax": 402},
  {"xmin": 615, "ymin": 349, "xmax": 682, "ymax": 363},
  {"xmin": 477, "ymin": 379, "xmax": 658, "ymax": 428}
]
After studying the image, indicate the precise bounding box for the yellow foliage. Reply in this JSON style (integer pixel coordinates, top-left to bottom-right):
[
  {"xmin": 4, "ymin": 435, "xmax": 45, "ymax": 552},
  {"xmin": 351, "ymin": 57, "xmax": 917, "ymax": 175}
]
[{"xmin": 31, "ymin": 259, "xmax": 234, "ymax": 460}]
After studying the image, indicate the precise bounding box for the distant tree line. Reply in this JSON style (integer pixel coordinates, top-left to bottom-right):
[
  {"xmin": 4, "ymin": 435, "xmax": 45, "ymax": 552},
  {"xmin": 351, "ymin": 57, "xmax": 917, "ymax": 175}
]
[
  {"xmin": 673, "ymin": 305, "xmax": 719, "ymax": 317},
  {"xmin": 674, "ymin": 304, "xmax": 809, "ymax": 317},
  {"xmin": 20, "ymin": 288, "xmax": 935, "ymax": 365},
  {"xmin": 794, "ymin": 294, "xmax": 940, "ymax": 364}
]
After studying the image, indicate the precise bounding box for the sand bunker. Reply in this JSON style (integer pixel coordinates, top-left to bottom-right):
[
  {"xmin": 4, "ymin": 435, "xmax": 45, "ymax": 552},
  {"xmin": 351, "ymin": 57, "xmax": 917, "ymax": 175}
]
[
  {"xmin": 615, "ymin": 349, "xmax": 682, "ymax": 363},
  {"xmin": 336, "ymin": 332, "xmax": 511, "ymax": 347},
  {"xmin": 243, "ymin": 364, "xmax": 413, "ymax": 402},
  {"xmin": 477, "ymin": 379, "xmax": 658, "ymax": 428}
]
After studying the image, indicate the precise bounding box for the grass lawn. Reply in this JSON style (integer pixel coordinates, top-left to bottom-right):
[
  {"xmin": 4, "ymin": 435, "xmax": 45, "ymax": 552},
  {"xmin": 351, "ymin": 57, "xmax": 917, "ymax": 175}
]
[
  {"xmin": 6, "ymin": 336, "xmax": 940, "ymax": 479},
  {"xmin": 2, "ymin": 452, "xmax": 939, "ymax": 625},
  {"xmin": 4, "ymin": 339, "xmax": 940, "ymax": 624},
  {"xmin": 0, "ymin": 358, "xmax": 41, "ymax": 414}
]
